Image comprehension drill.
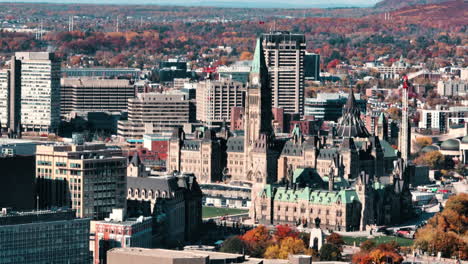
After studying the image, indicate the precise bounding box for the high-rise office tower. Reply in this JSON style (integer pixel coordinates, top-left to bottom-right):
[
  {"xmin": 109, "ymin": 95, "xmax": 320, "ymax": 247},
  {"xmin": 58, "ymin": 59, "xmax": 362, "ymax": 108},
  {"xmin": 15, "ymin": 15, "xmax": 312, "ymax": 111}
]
[
  {"xmin": 196, "ymin": 79, "xmax": 245, "ymax": 124},
  {"xmin": 0, "ymin": 70, "xmax": 8, "ymax": 132},
  {"xmin": 0, "ymin": 56, "xmax": 22, "ymax": 137},
  {"xmin": 15, "ymin": 52, "xmax": 61, "ymax": 133},
  {"xmin": 304, "ymin": 52, "xmax": 320, "ymax": 81},
  {"xmin": 262, "ymin": 31, "xmax": 306, "ymax": 115}
]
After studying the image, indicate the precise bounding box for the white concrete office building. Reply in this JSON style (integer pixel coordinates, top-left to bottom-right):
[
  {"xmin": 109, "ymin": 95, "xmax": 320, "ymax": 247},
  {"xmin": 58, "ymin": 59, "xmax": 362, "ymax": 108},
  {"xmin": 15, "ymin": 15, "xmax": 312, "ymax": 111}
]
[{"xmin": 15, "ymin": 52, "xmax": 61, "ymax": 133}]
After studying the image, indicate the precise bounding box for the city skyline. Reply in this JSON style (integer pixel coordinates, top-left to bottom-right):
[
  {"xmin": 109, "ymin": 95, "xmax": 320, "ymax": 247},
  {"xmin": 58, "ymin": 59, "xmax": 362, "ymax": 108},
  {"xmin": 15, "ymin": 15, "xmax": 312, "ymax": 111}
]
[
  {"xmin": 0, "ymin": 0, "xmax": 380, "ymax": 8},
  {"xmin": 0, "ymin": 0, "xmax": 466, "ymax": 263}
]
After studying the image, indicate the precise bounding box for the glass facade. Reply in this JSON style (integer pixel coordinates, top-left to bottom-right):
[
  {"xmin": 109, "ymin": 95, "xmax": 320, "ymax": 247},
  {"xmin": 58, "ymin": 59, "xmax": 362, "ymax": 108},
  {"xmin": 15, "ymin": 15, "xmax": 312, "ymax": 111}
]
[{"xmin": 0, "ymin": 210, "xmax": 90, "ymax": 264}]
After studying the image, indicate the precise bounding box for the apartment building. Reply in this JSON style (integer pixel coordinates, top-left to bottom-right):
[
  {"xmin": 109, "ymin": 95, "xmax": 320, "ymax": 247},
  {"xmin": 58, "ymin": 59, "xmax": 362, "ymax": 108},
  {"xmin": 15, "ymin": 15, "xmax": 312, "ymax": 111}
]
[
  {"xmin": 262, "ymin": 31, "xmax": 306, "ymax": 115},
  {"xmin": 418, "ymin": 106, "xmax": 468, "ymax": 132},
  {"xmin": 196, "ymin": 79, "xmax": 245, "ymax": 124},
  {"xmin": 35, "ymin": 143, "xmax": 127, "ymax": 219},
  {"xmin": 117, "ymin": 92, "xmax": 195, "ymax": 138},
  {"xmin": 437, "ymin": 79, "xmax": 468, "ymax": 97}
]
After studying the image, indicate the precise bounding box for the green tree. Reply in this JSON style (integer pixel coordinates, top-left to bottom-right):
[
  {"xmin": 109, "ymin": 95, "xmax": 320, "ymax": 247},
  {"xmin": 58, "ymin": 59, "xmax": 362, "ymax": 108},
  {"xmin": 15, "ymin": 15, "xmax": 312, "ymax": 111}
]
[
  {"xmin": 220, "ymin": 236, "xmax": 245, "ymax": 254},
  {"xmin": 320, "ymin": 244, "xmax": 342, "ymax": 261}
]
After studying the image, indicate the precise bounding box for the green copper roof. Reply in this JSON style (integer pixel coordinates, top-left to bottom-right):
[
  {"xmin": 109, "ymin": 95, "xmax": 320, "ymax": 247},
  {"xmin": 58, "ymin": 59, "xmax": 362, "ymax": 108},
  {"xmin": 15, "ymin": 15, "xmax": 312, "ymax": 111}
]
[
  {"xmin": 293, "ymin": 168, "xmax": 307, "ymax": 183},
  {"xmin": 322, "ymin": 176, "xmax": 351, "ymax": 189},
  {"xmin": 292, "ymin": 125, "xmax": 301, "ymax": 138},
  {"xmin": 339, "ymin": 189, "xmax": 358, "ymax": 204},
  {"xmin": 251, "ymin": 38, "xmax": 262, "ymax": 74},
  {"xmin": 380, "ymin": 139, "xmax": 398, "ymax": 158},
  {"xmin": 265, "ymin": 186, "xmax": 359, "ymax": 205}
]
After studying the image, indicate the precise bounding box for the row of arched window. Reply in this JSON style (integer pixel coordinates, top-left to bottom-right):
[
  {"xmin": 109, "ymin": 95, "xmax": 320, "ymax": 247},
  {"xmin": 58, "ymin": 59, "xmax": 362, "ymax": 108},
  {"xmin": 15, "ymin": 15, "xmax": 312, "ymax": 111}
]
[{"xmin": 128, "ymin": 188, "xmax": 172, "ymax": 199}]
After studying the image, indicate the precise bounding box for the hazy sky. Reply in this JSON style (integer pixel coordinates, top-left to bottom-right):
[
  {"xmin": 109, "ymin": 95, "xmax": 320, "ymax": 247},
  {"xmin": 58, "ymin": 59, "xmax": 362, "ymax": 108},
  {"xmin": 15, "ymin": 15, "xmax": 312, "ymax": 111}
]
[{"xmin": 1, "ymin": 0, "xmax": 381, "ymax": 8}]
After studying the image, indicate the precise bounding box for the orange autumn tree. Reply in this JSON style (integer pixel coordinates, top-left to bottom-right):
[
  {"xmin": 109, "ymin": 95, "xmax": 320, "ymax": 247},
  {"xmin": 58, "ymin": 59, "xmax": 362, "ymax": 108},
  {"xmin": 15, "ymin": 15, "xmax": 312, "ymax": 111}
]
[
  {"xmin": 239, "ymin": 51, "xmax": 253, "ymax": 61},
  {"xmin": 264, "ymin": 225, "xmax": 312, "ymax": 259},
  {"xmin": 414, "ymin": 193, "xmax": 468, "ymax": 260},
  {"xmin": 352, "ymin": 241, "xmax": 403, "ymax": 264},
  {"xmin": 326, "ymin": 233, "xmax": 345, "ymax": 249},
  {"xmin": 239, "ymin": 225, "xmax": 271, "ymax": 257}
]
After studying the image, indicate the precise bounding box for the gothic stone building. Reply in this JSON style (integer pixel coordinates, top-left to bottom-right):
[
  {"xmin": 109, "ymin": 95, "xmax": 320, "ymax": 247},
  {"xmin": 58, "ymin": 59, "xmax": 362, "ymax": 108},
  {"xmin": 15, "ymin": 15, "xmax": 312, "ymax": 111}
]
[
  {"xmin": 167, "ymin": 128, "xmax": 223, "ymax": 183},
  {"xmin": 126, "ymin": 172, "xmax": 203, "ymax": 245},
  {"xmin": 165, "ymin": 35, "xmax": 411, "ymax": 231}
]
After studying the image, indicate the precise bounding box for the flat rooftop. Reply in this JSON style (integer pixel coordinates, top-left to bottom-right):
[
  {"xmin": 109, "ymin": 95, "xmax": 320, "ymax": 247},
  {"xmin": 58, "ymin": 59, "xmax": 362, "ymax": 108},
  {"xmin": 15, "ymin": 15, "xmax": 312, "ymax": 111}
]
[{"xmin": 108, "ymin": 248, "xmax": 209, "ymax": 259}]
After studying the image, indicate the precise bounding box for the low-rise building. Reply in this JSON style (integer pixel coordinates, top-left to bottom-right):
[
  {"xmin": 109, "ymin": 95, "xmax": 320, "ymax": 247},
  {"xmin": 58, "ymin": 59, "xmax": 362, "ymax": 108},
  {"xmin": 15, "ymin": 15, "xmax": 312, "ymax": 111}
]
[
  {"xmin": 94, "ymin": 208, "xmax": 152, "ymax": 264},
  {"xmin": 0, "ymin": 208, "xmax": 90, "ymax": 264},
  {"xmin": 304, "ymin": 92, "xmax": 366, "ymax": 121},
  {"xmin": 60, "ymin": 78, "xmax": 135, "ymax": 117}
]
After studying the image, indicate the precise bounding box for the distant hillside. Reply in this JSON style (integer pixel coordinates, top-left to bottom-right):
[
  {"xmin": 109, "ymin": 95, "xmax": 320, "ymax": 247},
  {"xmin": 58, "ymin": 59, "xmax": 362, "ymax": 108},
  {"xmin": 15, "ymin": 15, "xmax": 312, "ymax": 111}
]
[
  {"xmin": 375, "ymin": 0, "xmax": 453, "ymax": 9},
  {"xmin": 368, "ymin": 0, "xmax": 467, "ymax": 30}
]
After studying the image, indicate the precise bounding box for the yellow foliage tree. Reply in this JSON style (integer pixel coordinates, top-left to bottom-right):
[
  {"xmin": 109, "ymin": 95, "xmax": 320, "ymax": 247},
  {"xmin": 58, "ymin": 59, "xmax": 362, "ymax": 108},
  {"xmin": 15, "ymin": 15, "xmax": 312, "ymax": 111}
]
[
  {"xmin": 264, "ymin": 237, "xmax": 312, "ymax": 259},
  {"xmin": 413, "ymin": 137, "xmax": 433, "ymax": 152},
  {"xmin": 386, "ymin": 107, "xmax": 402, "ymax": 121},
  {"xmin": 413, "ymin": 150, "xmax": 445, "ymax": 169}
]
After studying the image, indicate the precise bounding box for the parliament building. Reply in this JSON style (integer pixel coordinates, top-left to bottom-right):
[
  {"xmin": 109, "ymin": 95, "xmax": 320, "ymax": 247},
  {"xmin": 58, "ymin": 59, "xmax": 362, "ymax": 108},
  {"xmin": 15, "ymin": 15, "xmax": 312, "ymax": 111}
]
[{"xmin": 166, "ymin": 37, "xmax": 413, "ymax": 231}]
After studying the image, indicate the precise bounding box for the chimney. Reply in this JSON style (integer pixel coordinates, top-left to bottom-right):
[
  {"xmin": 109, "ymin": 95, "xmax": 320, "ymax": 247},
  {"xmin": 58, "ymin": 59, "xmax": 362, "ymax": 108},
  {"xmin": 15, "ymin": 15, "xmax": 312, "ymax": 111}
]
[{"xmin": 329, "ymin": 174, "xmax": 334, "ymax": 191}]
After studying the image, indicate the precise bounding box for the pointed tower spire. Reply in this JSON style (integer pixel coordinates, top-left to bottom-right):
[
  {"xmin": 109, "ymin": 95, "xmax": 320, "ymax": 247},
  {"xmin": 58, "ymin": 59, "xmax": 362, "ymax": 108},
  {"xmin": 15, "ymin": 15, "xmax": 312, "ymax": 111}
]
[
  {"xmin": 251, "ymin": 38, "xmax": 262, "ymax": 74},
  {"xmin": 336, "ymin": 88, "xmax": 370, "ymax": 138},
  {"xmin": 250, "ymin": 37, "xmax": 268, "ymax": 86},
  {"xmin": 343, "ymin": 88, "xmax": 360, "ymax": 117}
]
